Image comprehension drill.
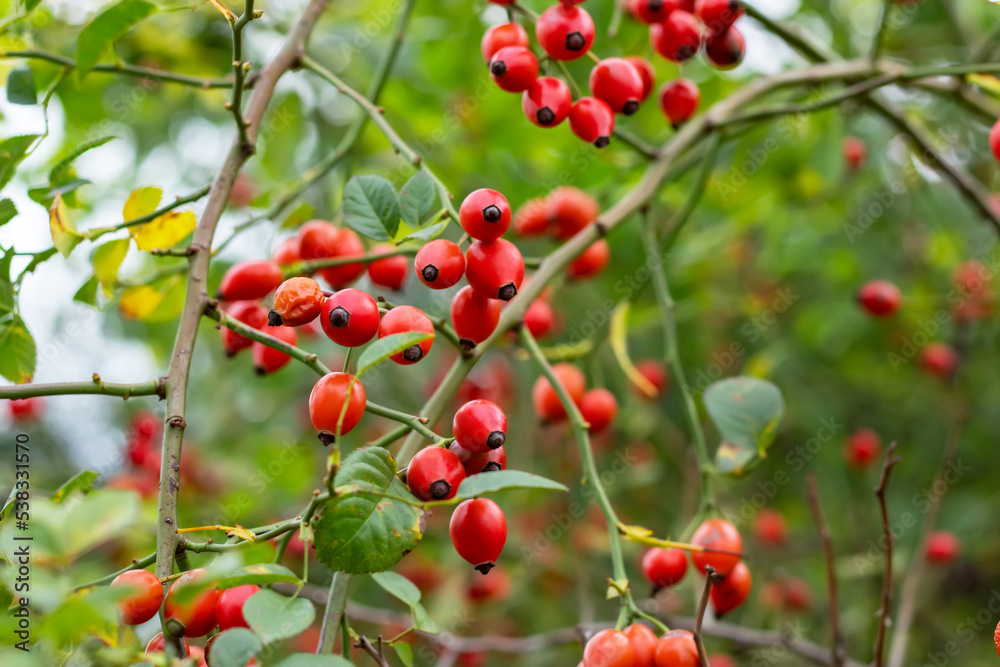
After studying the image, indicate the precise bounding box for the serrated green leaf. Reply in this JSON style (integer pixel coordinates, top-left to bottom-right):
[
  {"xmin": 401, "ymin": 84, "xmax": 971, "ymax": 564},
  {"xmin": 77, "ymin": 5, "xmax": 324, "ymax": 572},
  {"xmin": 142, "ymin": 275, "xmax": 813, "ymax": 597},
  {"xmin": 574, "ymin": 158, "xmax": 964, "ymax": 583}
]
[
  {"xmin": 216, "ymin": 564, "xmax": 301, "ymax": 589},
  {"xmin": 203, "ymin": 628, "xmax": 262, "ymax": 667},
  {"xmin": 343, "ymin": 174, "xmax": 400, "ymax": 241},
  {"xmin": 50, "ymin": 471, "xmax": 99, "ymax": 504},
  {"xmin": 396, "ymin": 221, "xmax": 447, "ymax": 244},
  {"xmin": 272, "ymin": 655, "xmax": 355, "ymax": 667},
  {"xmin": 371, "ymin": 571, "xmax": 421, "ymax": 606},
  {"xmin": 704, "ymin": 377, "xmax": 785, "ymax": 477},
  {"xmin": 76, "ymin": 0, "xmax": 158, "ymax": 77},
  {"xmin": 0, "ymin": 199, "xmax": 16, "ymax": 227},
  {"xmin": 0, "ymin": 135, "xmax": 40, "ymax": 191},
  {"xmin": 50, "ymin": 135, "xmax": 115, "ymax": 185},
  {"xmin": 92, "ymin": 238, "xmax": 129, "ymax": 296},
  {"xmin": 398, "ymin": 171, "xmax": 436, "ymax": 227},
  {"xmin": 392, "ymin": 642, "xmax": 413, "ymax": 667},
  {"xmin": 6, "ymin": 67, "xmax": 36, "ymax": 105},
  {"xmin": 243, "ymin": 589, "xmax": 315, "ymax": 645},
  {"xmin": 453, "ymin": 470, "xmax": 567, "ymax": 500},
  {"xmin": 355, "ymin": 331, "xmax": 433, "ymax": 377},
  {"xmin": 74, "ymin": 275, "xmax": 100, "ymax": 306},
  {"xmin": 315, "ymin": 447, "xmax": 425, "ymax": 574},
  {"xmin": 0, "ymin": 316, "xmax": 36, "ymax": 384}
]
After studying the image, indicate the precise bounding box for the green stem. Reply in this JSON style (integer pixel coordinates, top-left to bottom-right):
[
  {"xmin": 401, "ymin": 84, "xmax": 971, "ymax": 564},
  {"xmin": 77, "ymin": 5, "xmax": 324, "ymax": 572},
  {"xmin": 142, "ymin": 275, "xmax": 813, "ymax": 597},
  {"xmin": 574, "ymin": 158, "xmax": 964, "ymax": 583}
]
[
  {"xmin": 84, "ymin": 185, "xmax": 211, "ymax": 241},
  {"xmin": 0, "ymin": 50, "xmax": 234, "ymax": 88},
  {"xmin": 318, "ymin": 572, "xmax": 352, "ymax": 653},
  {"xmin": 0, "ymin": 376, "xmax": 165, "ymax": 400}
]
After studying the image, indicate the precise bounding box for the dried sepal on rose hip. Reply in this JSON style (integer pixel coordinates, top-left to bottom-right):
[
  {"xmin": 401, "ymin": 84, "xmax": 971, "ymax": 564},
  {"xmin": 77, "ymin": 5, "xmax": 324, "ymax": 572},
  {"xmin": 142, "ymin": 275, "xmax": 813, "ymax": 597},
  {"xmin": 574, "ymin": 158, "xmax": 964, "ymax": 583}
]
[{"xmin": 269, "ymin": 277, "xmax": 325, "ymax": 327}]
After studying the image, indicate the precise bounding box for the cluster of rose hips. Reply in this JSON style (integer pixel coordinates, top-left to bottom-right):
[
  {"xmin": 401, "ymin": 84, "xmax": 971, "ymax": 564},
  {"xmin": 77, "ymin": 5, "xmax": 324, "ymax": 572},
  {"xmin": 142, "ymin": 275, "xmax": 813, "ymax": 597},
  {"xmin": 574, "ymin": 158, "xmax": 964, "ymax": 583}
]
[
  {"xmin": 110, "ymin": 567, "xmax": 259, "ymax": 664},
  {"xmin": 480, "ymin": 0, "xmax": 740, "ymax": 146}
]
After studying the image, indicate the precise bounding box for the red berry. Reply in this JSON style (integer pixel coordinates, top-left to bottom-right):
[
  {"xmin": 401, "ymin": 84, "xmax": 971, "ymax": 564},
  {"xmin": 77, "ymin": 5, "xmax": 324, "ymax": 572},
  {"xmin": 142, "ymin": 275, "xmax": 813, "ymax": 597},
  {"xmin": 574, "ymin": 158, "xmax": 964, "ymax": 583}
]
[
  {"xmin": 481, "ymin": 22, "xmax": 529, "ymax": 61},
  {"xmin": 783, "ymin": 577, "xmax": 812, "ymax": 611},
  {"xmin": 460, "ymin": 189, "xmax": 512, "ymax": 241},
  {"xmin": 269, "ymin": 277, "xmax": 325, "ymax": 327},
  {"xmin": 450, "ymin": 498, "xmax": 507, "ymax": 574},
  {"xmin": 320, "ymin": 289, "xmax": 379, "ymax": 347},
  {"xmin": 650, "ymin": 11, "xmax": 702, "ymax": 62},
  {"xmin": 467, "ymin": 566, "xmax": 510, "ymax": 603},
  {"xmin": 163, "ymin": 568, "xmax": 220, "ymax": 637},
  {"xmin": 625, "ymin": 56, "xmax": 656, "ymax": 101},
  {"xmin": 408, "ymin": 446, "xmax": 467, "ymax": 501},
  {"xmin": 845, "ymin": 427, "xmax": 881, "ymax": 469},
  {"xmin": 569, "ymin": 97, "xmax": 616, "ymax": 148},
  {"xmin": 298, "ymin": 220, "xmax": 340, "ymax": 261},
  {"xmin": 319, "ymin": 228, "xmax": 366, "ymax": 288},
  {"xmin": 451, "ymin": 286, "xmax": 501, "ymax": 349},
  {"xmin": 623, "ymin": 624, "xmax": 659, "ymax": 667},
  {"xmin": 708, "ymin": 656, "xmax": 737, "ymax": 667},
  {"xmin": 535, "ymin": 5, "xmax": 595, "ymax": 61},
  {"xmin": 272, "ymin": 236, "xmax": 301, "ymax": 265},
  {"xmin": 590, "ymin": 58, "xmax": 645, "ymax": 115},
  {"xmin": 635, "ymin": 0, "xmax": 679, "ymax": 23},
  {"xmin": 522, "ymin": 76, "xmax": 573, "ymax": 127},
  {"xmin": 8, "ymin": 396, "xmax": 43, "ymax": 422},
  {"xmin": 710, "ymin": 561, "xmax": 751, "ymax": 616},
  {"xmin": 218, "ymin": 260, "xmax": 283, "ymax": 301},
  {"xmin": 217, "ymin": 584, "xmax": 260, "ymax": 630},
  {"xmin": 309, "ymin": 372, "xmax": 366, "ymax": 440},
  {"xmin": 532, "ymin": 362, "xmax": 586, "ymax": 421},
  {"xmin": 705, "ymin": 25, "xmax": 745, "ymax": 69},
  {"xmin": 641, "ymin": 547, "xmax": 688, "ymax": 588},
  {"xmin": 453, "ymin": 399, "xmax": 508, "ymax": 454},
  {"xmin": 524, "ymin": 298, "xmax": 556, "ymax": 338},
  {"xmin": 111, "ymin": 569, "xmax": 164, "ymax": 625},
  {"xmin": 548, "ymin": 186, "xmax": 599, "ymax": 239},
  {"xmin": 378, "ymin": 305, "xmax": 435, "ymax": 364},
  {"xmin": 513, "ymin": 198, "xmax": 550, "ymax": 236},
  {"xmin": 579, "ymin": 388, "xmax": 617, "ymax": 433},
  {"xmin": 568, "ymin": 239, "xmax": 610, "ymax": 279},
  {"xmin": 146, "ymin": 633, "xmax": 191, "ymax": 656},
  {"xmin": 450, "ymin": 441, "xmax": 507, "ymax": 475},
  {"xmin": 654, "ymin": 630, "xmax": 698, "ymax": 667},
  {"xmin": 489, "ymin": 46, "xmax": 539, "ymax": 93},
  {"xmin": 691, "ymin": 518, "xmax": 742, "ymax": 576},
  {"xmin": 221, "ymin": 301, "xmax": 269, "ymax": 356},
  {"xmin": 990, "ymin": 119, "xmax": 1000, "ymax": 163},
  {"xmin": 695, "ymin": 0, "xmax": 744, "ymax": 37},
  {"xmin": 416, "ymin": 239, "xmax": 467, "ymax": 288},
  {"xmin": 844, "ymin": 136, "xmax": 867, "ymax": 171},
  {"xmin": 252, "ymin": 325, "xmax": 297, "ymax": 375},
  {"xmin": 753, "ymin": 508, "xmax": 787, "ymax": 547},
  {"xmin": 465, "ymin": 239, "xmax": 525, "ymax": 301},
  {"xmin": 921, "ymin": 342, "xmax": 959, "ymax": 377},
  {"xmin": 583, "ymin": 629, "xmax": 636, "ymax": 667},
  {"xmin": 635, "ymin": 359, "xmax": 668, "ymax": 397},
  {"xmin": 366, "ymin": 243, "xmax": 409, "ymax": 291},
  {"xmin": 857, "ymin": 280, "xmax": 900, "ymax": 317},
  {"xmin": 993, "ymin": 621, "xmax": 1000, "ymax": 656},
  {"xmin": 659, "ymin": 78, "xmax": 700, "ymax": 127}
]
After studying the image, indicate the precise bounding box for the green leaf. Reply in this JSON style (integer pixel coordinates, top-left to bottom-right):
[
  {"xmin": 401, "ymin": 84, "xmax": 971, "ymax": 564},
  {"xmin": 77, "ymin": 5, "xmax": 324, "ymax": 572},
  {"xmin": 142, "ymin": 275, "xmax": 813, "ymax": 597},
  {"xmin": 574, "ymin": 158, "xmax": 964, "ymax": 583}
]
[
  {"xmin": 76, "ymin": 0, "xmax": 158, "ymax": 78},
  {"xmin": 704, "ymin": 377, "xmax": 785, "ymax": 477},
  {"xmin": 50, "ymin": 136, "xmax": 115, "ymax": 185},
  {"xmin": 202, "ymin": 628, "xmax": 262, "ymax": 667},
  {"xmin": 242, "ymin": 589, "xmax": 315, "ymax": 645},
  {"xmin": 29, "ymin": 178, "xmax": 91, "ymax": 205},
  {"xmin": 283, "ymin": 202, "xmax": 314, "ymax": 229},
  {"xmin": 342, "ymin": 174, "xmax": 401, "ymax": 241},
  {"xmin": 398, "ymin": 171, "xmax": 436, "ymax": 227},
  {"xmin": 0, "ymin": 252, "xmax": 13, "ymax": 317},
  {"xmin": 62, "ymin": 490, "xmax": 140, "ymax": 558},
  {"xmin": 315, "ymin": 447, "xmax": 426, "ymax": 574},
  {"xmin": 371, "ymin": 571, "xmax": 421, "ymax": 606},
  {"xmin": 411, "ymin": 602, "xmax": 439, "ymax": 633},
  {"xmin": 355, "ymin": 331, "xmax": 433, "ymax": 377},
  {"xmin": 396, "ymin": 221, "xmax": 447, "ymax": 244},
  {"xmin": 6, "ymin": 67, "xmax": 36, "ymax": 105},
  {"xmin": 92, "ymin": 238, "xmax": 129, "ymax": 295},
  {"xmin": 454, "ymin": 470, "xmax": 567, "ymax": 500},
  {"xmin": 50, "ymin": 471, "xmax": 99, "ymax": 503},
  {"xmin": 273, "ymin": 656, "xmax": 355, "ymax": 667},
  {"xmin": 216, "ymin": 563, "xmax": 301, "ymax": 589},
  {"xmin": 0, "ymin": 316, "xmax": 36, "ymax": 384},
  {"xmin": 73, "ymin": 275, "xmax": 100, "ymax": 307},
  {"xmin": 392, "ymin": 642, "xmax": 414, "ymax": 667},
  {"xmin": 0, "ymin": 135, "xmax": 40, "ymax": 191},
  {"xmin": 49, "ymin": 195, "xmax": 84, "ymax": 258},
  {"xmin": 0, "ymin": 199, "xmax": 16, "ymax": 227},
  {"xmin": 22, "ymin": 0, "xmax": 43, "ymax": 11}
]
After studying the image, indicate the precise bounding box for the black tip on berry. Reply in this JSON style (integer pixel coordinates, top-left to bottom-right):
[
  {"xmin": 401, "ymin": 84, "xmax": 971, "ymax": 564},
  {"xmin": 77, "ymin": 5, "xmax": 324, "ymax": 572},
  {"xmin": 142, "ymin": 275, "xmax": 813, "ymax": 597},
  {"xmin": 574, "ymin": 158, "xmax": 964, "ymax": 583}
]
[
  {"xmin": 730, "ymin": 0, "xmax": 742, "ymax": 10},
  {"xmin": 622, "ymin": 100, "xmax": 639, "ymax": 116},
  {"xmin": 459, "ymin": 338, "xmax": 477, "ymax": 351},
  {"xmin": 316, "ymin": 431, "xmax": 337, "ymax": 447},
  {"xmin": 482, "ymin": 462, "xmax": 503, "ymax": 473},
  {"xmin": 329, "ymin": 305, "xmax": 350, "ymax": 328},
  {"xmin": 268, "ymin": 310, "xmax": 283, "ymax": 327},
  {"xmin": 537, "ymin": 107, "xmax": 556, "ymax": 125},
  {"xmin": 482, "ymin": 205, "xmax": 502, "ymax": 223},
  {"xmin": 255, "ymin": 366, "xmax": 266, "ymax": 376},
  {"xmin": 490, "ymin": 60, "xmax": 508, "ymax": 77},
  {"xmin": 474, "ymin": 562, "xmax": 496, "ymax": 575},
  {"xmin": 649, "ymin": 0, "xmax": 663, "ymax": 10},
  {"xmin": 486, "ymin": 431, "xmax": 505, "ymax": 450},
  {"xmin": 429, "ymin": 479, "xmax": 452, "ymax": 500},
  {"xmin": 594, "ymin": 136, "xmax": 610, "ymax": 148},
  {"xmin": 497, "ymin": 283, "xmax": 517, "ymax": 301},
  {"xmin": 421, "ymin": 264, "xmax": 439, "ymax": 283},
  {"xmin": 677, "ymin": 45, "xmax": 696, "ymax": 60},
  {"xmin": 565, "ymin": 31, "xmax": 585, "ymax": 51},
  {"xmin": 402, "ymin": 345, "xmax": 424, "ymax": 362}
]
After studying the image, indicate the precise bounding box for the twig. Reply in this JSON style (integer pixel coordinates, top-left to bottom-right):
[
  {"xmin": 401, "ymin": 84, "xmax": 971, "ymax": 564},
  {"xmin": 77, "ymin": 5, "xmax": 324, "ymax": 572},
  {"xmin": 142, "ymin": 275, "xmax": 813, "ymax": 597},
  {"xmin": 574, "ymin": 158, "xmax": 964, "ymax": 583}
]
[
  {"xmin": 84, "ymin": 185, "xmax": 212, "ymax": 241},
  {"xmin": 872, "ymin": 441, "xmax": 901, "ymax": 667},
  {"xmin": 870, "ymin": 0, "xmax": 893, "ymax": 63},
  {"xmin": 354, "ymin": 635, "xmax": 390, "ymax": 667},
  {"xmin": 693, "ymin": 567, "xmax": 720, "ymax": 667},
  {"xmin": 807, "ymin": 472, "xmax": 846, "ymax": 667},
  {"xmin": 0, "ymin": 375, "xmax": 165, "ymax": 400},
  {"xmin": 0, "ymin": 49, "xmax": 235, "ymax": 88}
]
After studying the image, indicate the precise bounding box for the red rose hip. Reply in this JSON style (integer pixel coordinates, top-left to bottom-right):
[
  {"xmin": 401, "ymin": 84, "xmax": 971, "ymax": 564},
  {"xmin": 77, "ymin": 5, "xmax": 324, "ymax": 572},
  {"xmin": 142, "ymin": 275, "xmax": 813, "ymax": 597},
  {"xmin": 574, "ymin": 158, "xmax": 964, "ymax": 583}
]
[
  {"xmin": 309, "ymin": 372, "xmax": 367, "ymax": 441},
  {"xmin": 451, "ymin": 286, "xmax": 501, "ymax": 349},
  {"xmin": 569, "ymin": 97, "xmax": 616, "ymax": 148},
  {"xmin": 111, "ymin": 569, "xmax": 164, "ymax": 625},
  {"xmin": 453, "ymin": 399, "xmax": 508, "ymax": 454},
  {"xmin": 535, "ymin": 4, "xmax": 595, "ymax": 61},
  {"xmin": 489, "ymin": 46, "xmax": 539, "ymax": 93},
  {"xmin": 378, "ymin": 305, "xmax": 435, "ymax": 364},
  {"xmin": 415, "ymin": 239, "xmax": 466, "ymax": 289},
  {"xmin": 450, "ymin": 498, "xmax": 507, "ymax": 574},
  {"xmin": 465, "ymin": 239, "xmax": 525, "ymax": 301},
  {"xmin": 459, "ymin": 189, "xmax": 512, "ymax": 241},
  {"xmin": 589, "ymin": 58, "xmax": 645, "ymax": 115},
  {"xmin": 321, "ymin": 288, "xmax": 379, "ymax": 347},
  {"xmin": 481, "ymin": 22, "xmax": 529, "ymax": 61},
  {"xmin": 659, "ymin": 78, "xmax": 700, "ymax": 127},
  {"xmin": 522, "ymin": 76, "xmax": 573, "ymax": 127}
]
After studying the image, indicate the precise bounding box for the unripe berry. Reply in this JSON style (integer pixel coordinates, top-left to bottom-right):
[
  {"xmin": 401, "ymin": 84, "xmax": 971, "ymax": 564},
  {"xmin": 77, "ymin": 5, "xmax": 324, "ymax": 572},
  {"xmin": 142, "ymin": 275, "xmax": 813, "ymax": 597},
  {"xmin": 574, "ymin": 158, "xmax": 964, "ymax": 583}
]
[
  {"xmin": 635, "ymin": 0, "xmax": 679, "ymax": 24},
  {"xmin": 465, "ymin": 239, "xmax": 525, "ymax": 301},
  {"xmin": 659, "ymin": 78, "xmax": 700, "ymax": 127},
  {"xmin": 378, "ymin": 305, "xmax": 435, "ymax": 364},
  {"xmin": 650, "ymin": 11, "xmax": 702, "ymax": 62},
  {"xmin": 163, "ymin": 568, "xmax": 220, "ymax": 637},
  {"xmin": 252, "ymin": 325, "xmax": 297, "ymax": 375},
  {"xmin": 513, "ymin": 198, "xmax": 550, "ymax": 236},
  {"xmin": 568, "ymin": 239, "xmax": 610, "ymax": 279},
  {"xmin": 450, "ymin": 441, "xmax": 507, "ymax": 475},
  {"xmin": 221, "ymin": 300, "xmax": 269, "ymax": 356},
  {"xmin": 218, "ymin": 260, "xmax": 283, "ymax": 301},
  {"xmin": 579, "ymin": 388, "xmax": 617, "ymax": 432},
  {"xmin": 623, "ymin": 623, "xmax": 659, "ymax": 667},
  {"xmin": 583, "ymin": 629, "xmax": 636, "ymax": 667},
  {"xmin": 753, "ymin": 507, "xmax": 787, "ymax": 547},
  {"xmin": 522, "ymin": 76, "xmax": 573, "ymax": 127},
  {"xmin": 589, "ymin": 58, "xmax": 645, "ymax": 115},
  {"xmin": 535, "ymin": 5, "xmax": 595, "ymax": 61},
  {"xmin": 705, "ymin": 25, "xmax": 745, "ymax": 69},
  {"xmin": 844, "ymin": 136, "xmax": 867, "ymax": 171},
  {"xmin": 450, "ymin": 498, "xmax": 507, "ymax": 574},
  {"xmin": 453, "ymin": 399, "xmax": 508, "ymax": 454},
  {"xmin": 408, "ymin": 446, "xmax": 466, "ymax": 501},
  {"xmin": 481, "ymin": 22, "xmax": 529, "ymax": 61},
  {"xmin": 451, "ymin": 285, "xmax": 501, "ymax": 349},
  {"xmin": 642, "ymin": 547, "xmax": 688, "ymax": 588},
  {"xmin": 309, "ymin": 372, "xmax": 367, "ymax": 442},
  {"xmin": 269, "ymin": 277, "xmax": 325, "ymax": 327},
  {"xmin": 111, "ymin": 569, "xmax": 164, "ymax": 625},
  {"xmin": 654, "ymin": 630, "xmax": 698, "ymax": 667},
  {"xmin": 524, "ymin": 298, "xmax": 556, "ymax": 338},
  {"xmin": 217, "ymin": 584, "xmax": 260, "ymax": 630},
  {"xmin": 710, "ymin": 561, "xmax": 752, "ymax": 617},
  {"xmin": 321, "ymin": 288, "xmax": 379, "ymax": 347},
  {"xmin": 415, "ymin": 239, "xmax": 466, "ymax": 288},
  {"xmin": 548, "ymin": 186, "xmax": 599, "ymax": 239},
  {"xmin": 857, "ymin": 280, "xmax": 900, "ymax": 317},
  {"xmin": 921, "ymin": 342, "xmax": 959, "ymax": 378},
  {"xmin": 531, "ymin": 362, "xmax": 586, "ymax": 421},
  {"xmin": 366, "ymin": 243, "xmax": 409, "ymax": 291},
  {"xmin": 625, "ymin": 56, "xmax": 656, "ymax": 101},
  {"xmin": 691, "ymin": 518, "xmax": 742, "ymax": 576},
  {"xmin": 845, "ymin": 427, "xmax": 881, "ymax": 469},
  {"xmin": 489, "ymin": 46, "xmax": 539, "ymax": 93},
  {"xmin": 569, "ymin": 97, "xmax": 616, "ymax": 148},
  {"xmin": 695, "ymin": 0, "xmax": 744, "ymax": 37},
  {"xmin": 460, "ymin": 189, "xmax": 512, "ymax": 241}
]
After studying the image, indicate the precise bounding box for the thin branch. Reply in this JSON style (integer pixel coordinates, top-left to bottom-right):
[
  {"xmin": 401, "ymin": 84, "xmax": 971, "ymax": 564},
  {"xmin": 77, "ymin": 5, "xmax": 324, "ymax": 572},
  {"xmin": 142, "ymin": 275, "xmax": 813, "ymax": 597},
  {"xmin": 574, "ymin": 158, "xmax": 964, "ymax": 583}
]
[
  {"xmin": 870, "ymin": 0, "xmax": 893, "ymax": 63},
  {"xmin": 693, "ymin": 567, "xmax": 720, "ymax": 667},
  {"xmin": 872, "ymin": 441, "xmax": 901, "ymax": 667},
  {"xmin": 807, "ymin": 472, "xmax": 846, "ymax": 667},
  {"xmin": 318, "ymin": 572, "xmax": 352, "ymax": 653},
  {"xmin": 0, "ymin": 375, "xmax": 165, "ymax": 400},
  {"xmin": 229, "ymin": 0, "xmax": 259, "ymax": 154},
  {"xmin": 354, "ymin": 636, "xmax": 390, "ymax": 667},
  {"xmin": 84, "ymin": 185, "xmax": 212, "ymax": 241},
  {"xmin": 0, "ymin": 50, "xmax": 235, "ymax": 88},
  {"xmin": 291, "ymin": 247, "xmax": 416, "ymax": 277}
]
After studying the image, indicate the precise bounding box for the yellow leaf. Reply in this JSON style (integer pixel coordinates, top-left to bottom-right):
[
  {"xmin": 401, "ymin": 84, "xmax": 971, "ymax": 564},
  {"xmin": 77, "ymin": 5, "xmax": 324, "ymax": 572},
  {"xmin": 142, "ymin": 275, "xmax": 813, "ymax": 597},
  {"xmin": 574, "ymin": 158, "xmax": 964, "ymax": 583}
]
[
  {"xmin": 617, "ymin": 522, "xmax": 654, "ymax": 539},
  {"xmin": 609, "ymin": 302, "xmax": 657, "ymax": 397},
  {"xmin": 207, "ymin": 0, "xmax": 238, "ymax": 22},
  {"xmin": 119, "ymin": 285, "xmax": 162, "ymax": 319},
  {"xmin": 49, "ymin": 195, "xmax": 83, "ymax": 258},
  {"xmin": 131, "ymin": 210, "xmax": 196, "ymax": 251},
  {"xmin": 227, "ymin": 524, "xmax": 256, "ymax": 543},
  {"xmin": 93, "ymin": 238, "xmax": 130, "ymax": 296},
  {"xmin": 123, "ymin": 186, "xmax": 162, "ymax": 221}
]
